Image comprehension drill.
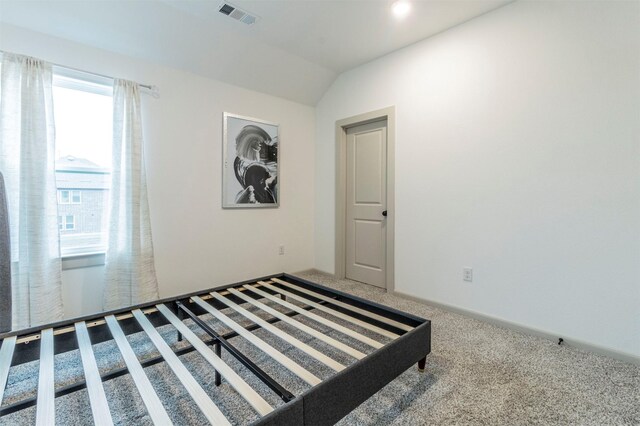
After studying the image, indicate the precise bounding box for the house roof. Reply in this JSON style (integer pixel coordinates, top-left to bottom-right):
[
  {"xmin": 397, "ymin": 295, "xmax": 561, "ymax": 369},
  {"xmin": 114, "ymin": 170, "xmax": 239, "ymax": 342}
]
[
  {"xmin": 56, "ymin": 156, "xmax": 109, "ymax": 190},
  {"xmin": 56, "ymin": 155, "xmax": 103, "ymax": 171}
]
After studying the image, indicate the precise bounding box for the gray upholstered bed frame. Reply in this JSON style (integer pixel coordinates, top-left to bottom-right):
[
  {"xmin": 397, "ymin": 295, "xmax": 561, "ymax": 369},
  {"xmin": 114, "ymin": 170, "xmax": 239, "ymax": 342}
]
[
  {"xmin": 0, "ymin": 273, "xmax": 431, "ymax": 425},
  {"xmin": 0, "ymin": 172, "xmax": 12, "ymax": 335}
]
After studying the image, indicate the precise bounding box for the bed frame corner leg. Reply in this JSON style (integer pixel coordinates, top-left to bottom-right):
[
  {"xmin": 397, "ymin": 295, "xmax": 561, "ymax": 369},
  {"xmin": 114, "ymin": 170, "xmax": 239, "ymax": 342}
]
[{"xmin": 418, "ymin": 356, "xmax": 426, "ymax": 373}]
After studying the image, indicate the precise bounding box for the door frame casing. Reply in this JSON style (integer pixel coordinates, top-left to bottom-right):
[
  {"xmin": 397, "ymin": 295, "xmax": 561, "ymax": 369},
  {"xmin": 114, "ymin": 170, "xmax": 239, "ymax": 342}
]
[{"xmin": 335, "ymin": 106, "xmax": 396, "ymax": 292}]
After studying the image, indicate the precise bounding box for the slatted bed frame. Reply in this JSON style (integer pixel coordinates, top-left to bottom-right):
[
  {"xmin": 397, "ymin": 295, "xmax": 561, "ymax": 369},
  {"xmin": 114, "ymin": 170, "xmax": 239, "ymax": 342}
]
[{"xmin": 0, "ymin": 273, "xmax": 431, "ymax": 425}]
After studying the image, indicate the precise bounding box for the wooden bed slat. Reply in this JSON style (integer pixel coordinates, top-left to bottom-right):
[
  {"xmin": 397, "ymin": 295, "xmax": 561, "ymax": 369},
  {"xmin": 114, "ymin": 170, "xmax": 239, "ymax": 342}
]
[
  {"xmin": 132, "ymin": 309, "xmax": 231, "ymax": 426},
  {"xmin": 260, "ymin": 282, "xmax": 400, "ymax": 339},
  {"xmin": 246, "ymin": 285, "xmax": 383, "ymax": 349},
  {"xmin": 105, "ymin": 315, "xmax": 173, "ymax": 425},
  {"xmin": 273, "ymin": 278, "xmax": 414, "ymax": 332},
  {"xmin": 191, "ymin": 296, "xmax": 321, "ymax": 387},
  {"xmin": 36, "ymin": 328, "xmax": 55, "ymax": 426},
  {"xmin": 0, "ymin": 336, "xmax": 16, "ymax": 406},
  {"xmin": 155, "ymin": 304, "xmax": 274, "ymax": 417},
  {"xmin": 75, "ymin": 322, "xmax": 114, "ymax": 426},
  {"xmin": 227, "ymin": 288, "xmax": 366, "ymax": 360},
  {"xmin": 212, "ymin": 292, "xmax": 346, "ymax": 372}
]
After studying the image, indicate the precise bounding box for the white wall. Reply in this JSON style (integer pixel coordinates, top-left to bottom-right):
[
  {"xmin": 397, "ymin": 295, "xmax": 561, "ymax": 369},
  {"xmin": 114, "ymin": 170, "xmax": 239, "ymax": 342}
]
[
  {"xmin": 315, "ymin": 1, "xmax": 640, "ymax": 357},
  {"xmin": 0, "ymin": 24, "xmax": 316, "ymax": 319}
]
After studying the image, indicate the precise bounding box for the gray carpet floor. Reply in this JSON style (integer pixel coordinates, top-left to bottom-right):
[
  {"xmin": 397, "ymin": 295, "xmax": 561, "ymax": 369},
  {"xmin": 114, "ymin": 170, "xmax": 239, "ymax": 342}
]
[{"xmin": 1, "ymin": 270, "xmax": 638, "ymax": 425}]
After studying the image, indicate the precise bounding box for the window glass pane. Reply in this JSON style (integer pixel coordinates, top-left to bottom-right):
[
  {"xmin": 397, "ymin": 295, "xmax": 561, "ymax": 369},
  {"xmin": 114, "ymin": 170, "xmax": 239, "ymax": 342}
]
[
  {"xmin": 64, "ymin": 215, "xmax": 74, "ymax": 230},
  {"xmin": 59, "ymin": 190, "xmax": 70, "ymax": 204},
  {"xmin": 54, "ymin": 85, "xmax": 112, "ymax": 169},
  {"xmin": 54, "ymin": 78, "xmax": 112, "ymax": 256}
]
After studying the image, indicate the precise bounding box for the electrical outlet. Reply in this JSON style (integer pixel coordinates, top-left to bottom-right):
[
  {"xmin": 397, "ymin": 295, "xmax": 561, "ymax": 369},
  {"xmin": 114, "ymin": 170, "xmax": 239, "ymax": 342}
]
[
  {"xmin": 279, "ymin": 245, "xmax": 285, "ymax": 255},
  {"xmin": 463, "ymin": 267, "xmax": 473, "ymax": 282}
]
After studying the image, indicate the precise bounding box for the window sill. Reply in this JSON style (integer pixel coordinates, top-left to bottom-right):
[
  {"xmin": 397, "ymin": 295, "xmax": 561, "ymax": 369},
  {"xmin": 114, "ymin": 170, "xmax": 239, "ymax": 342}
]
[{"xmin": 61, "ymin": 252, "xmax": 105, "ymax": 270}]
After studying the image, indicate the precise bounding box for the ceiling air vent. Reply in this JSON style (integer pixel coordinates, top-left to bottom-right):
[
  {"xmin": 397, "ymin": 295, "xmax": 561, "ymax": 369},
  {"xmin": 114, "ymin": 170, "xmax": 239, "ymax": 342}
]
[{"xmin": 218, "ymin": 2, "xmax": 259, "ymax": 25}]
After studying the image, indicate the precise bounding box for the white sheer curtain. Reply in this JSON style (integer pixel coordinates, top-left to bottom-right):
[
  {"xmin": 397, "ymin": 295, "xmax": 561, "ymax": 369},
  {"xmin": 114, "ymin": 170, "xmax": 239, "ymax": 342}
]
[
  {"xmin": 104, "ymin": 79, "xmax": 159, "ymax": 310},
  {"xmin": 0, "ymin": 53, "xmax": 64, "ymax": 330}
]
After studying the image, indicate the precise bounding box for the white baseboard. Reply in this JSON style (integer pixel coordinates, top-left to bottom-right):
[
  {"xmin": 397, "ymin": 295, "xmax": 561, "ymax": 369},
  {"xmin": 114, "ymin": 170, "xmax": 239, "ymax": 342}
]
[
  {"xmin": 284, "ymin": 269, "xmax": 639, "ymax": 365},
  {"xmin": 288, "ymin": 268, "xmax": 324, "ymax": 276},
  {"xmin": 392, "ymin": 290, "xmax": 640, "ymax": 366}
]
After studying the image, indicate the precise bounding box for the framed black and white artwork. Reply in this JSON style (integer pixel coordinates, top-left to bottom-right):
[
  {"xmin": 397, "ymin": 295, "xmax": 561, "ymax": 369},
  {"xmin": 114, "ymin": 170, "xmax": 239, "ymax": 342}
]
[{"xmin": 222, "ymin": 112, "xmax": 279, "ymax": 208}]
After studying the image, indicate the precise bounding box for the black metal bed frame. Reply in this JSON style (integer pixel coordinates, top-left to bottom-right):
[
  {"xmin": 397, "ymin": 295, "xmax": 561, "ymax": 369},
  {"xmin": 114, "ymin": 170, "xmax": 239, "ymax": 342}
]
[{"xmin": 0, "ymin": 273, "xmax": 431, "ymax": 425}]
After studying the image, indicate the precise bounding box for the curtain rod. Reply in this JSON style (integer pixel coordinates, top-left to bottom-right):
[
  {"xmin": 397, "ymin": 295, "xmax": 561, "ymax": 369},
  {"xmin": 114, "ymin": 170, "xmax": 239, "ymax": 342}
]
[
  {"xmin": 54, "ymin": 63, "xmax": 154, "ymax": 91},
  {"xmin": 0, "ymin": 50, "xmax": 159, "ymax": 96}
]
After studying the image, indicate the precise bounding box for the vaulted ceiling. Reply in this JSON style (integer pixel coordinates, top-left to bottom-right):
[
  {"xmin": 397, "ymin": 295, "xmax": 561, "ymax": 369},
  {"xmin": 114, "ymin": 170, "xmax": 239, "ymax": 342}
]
[{"xmin": 0, "ymin": 0, "xmax": 512, "ymax": 105}]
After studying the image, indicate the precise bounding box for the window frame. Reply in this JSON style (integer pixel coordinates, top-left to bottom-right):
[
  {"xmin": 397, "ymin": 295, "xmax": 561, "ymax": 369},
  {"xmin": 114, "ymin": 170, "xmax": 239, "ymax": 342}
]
[
  {"xmin": 59, "ymin": 189, "xmax": 70, "ymax": 204},
  {"xmin": 58, "ymin": 189, "xmax": 82, "ymax": 204},
  {"xmin": 65, "ymin": 214, "xmax": 75, "ymax": 230},
  {"xmin": 58, "ymin": 214, "xmax": 76, "ymax": 231}
]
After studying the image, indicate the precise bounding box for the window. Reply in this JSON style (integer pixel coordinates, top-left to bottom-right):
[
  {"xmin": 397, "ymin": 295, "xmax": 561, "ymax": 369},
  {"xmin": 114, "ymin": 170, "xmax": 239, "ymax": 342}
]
[
  {"xmin": 58, "ymin": 215, "xmax": 75, "ymax": 231},
  {"xmin": 53, "ymin": 68, "xmax": 113, "ymax": 256},
  {"xmin": 58, "ymin": 190, "xmax": 82, "ymax": 204},
  {"xmin": 59, "ymin": 190, "xmax": 70, "ymax": 204}
]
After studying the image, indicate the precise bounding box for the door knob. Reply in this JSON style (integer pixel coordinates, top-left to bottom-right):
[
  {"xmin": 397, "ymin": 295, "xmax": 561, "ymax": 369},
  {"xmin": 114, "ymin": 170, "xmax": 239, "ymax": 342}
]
[{"xmin": 382, "ymin": 210, "xmax": 387, "ymax": 217}]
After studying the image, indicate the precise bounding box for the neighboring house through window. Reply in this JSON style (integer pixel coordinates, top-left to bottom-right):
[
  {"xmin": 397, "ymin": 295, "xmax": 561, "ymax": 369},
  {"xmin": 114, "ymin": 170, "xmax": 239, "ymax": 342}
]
[{"xmin": 53, "ymin": 68, "xmax": 113, "ymax": 256}]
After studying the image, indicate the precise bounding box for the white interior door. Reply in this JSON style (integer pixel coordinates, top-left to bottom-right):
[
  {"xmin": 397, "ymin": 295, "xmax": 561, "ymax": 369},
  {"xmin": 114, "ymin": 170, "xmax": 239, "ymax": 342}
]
[{"xmin": 345, "ymin": 120, "xmax": 387, "ymax": 288}]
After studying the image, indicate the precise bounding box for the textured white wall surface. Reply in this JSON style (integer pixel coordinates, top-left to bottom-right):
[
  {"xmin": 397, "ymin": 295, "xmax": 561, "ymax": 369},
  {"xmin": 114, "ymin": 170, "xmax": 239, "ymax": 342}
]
[
  {"xmin": 1, "ymin": 24, "xmax": 316, "ymax": 319},
  {"xmin": 315, "ymin": 1, "xmax": 640, "ymax": 357}
]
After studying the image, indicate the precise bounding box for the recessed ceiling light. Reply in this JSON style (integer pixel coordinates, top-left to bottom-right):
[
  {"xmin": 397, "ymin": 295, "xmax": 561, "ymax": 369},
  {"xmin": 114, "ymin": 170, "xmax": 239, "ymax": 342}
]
[{"xmin": 391, "ymin": 0, "xmax": 411, "ymax": 18}]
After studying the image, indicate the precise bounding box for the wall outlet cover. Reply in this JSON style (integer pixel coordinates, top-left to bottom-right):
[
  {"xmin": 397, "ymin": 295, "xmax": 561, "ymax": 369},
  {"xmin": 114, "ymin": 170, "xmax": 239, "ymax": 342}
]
[{"xmin": 463, "ymin": 267, "xmax": 473, "ymax": 282}]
